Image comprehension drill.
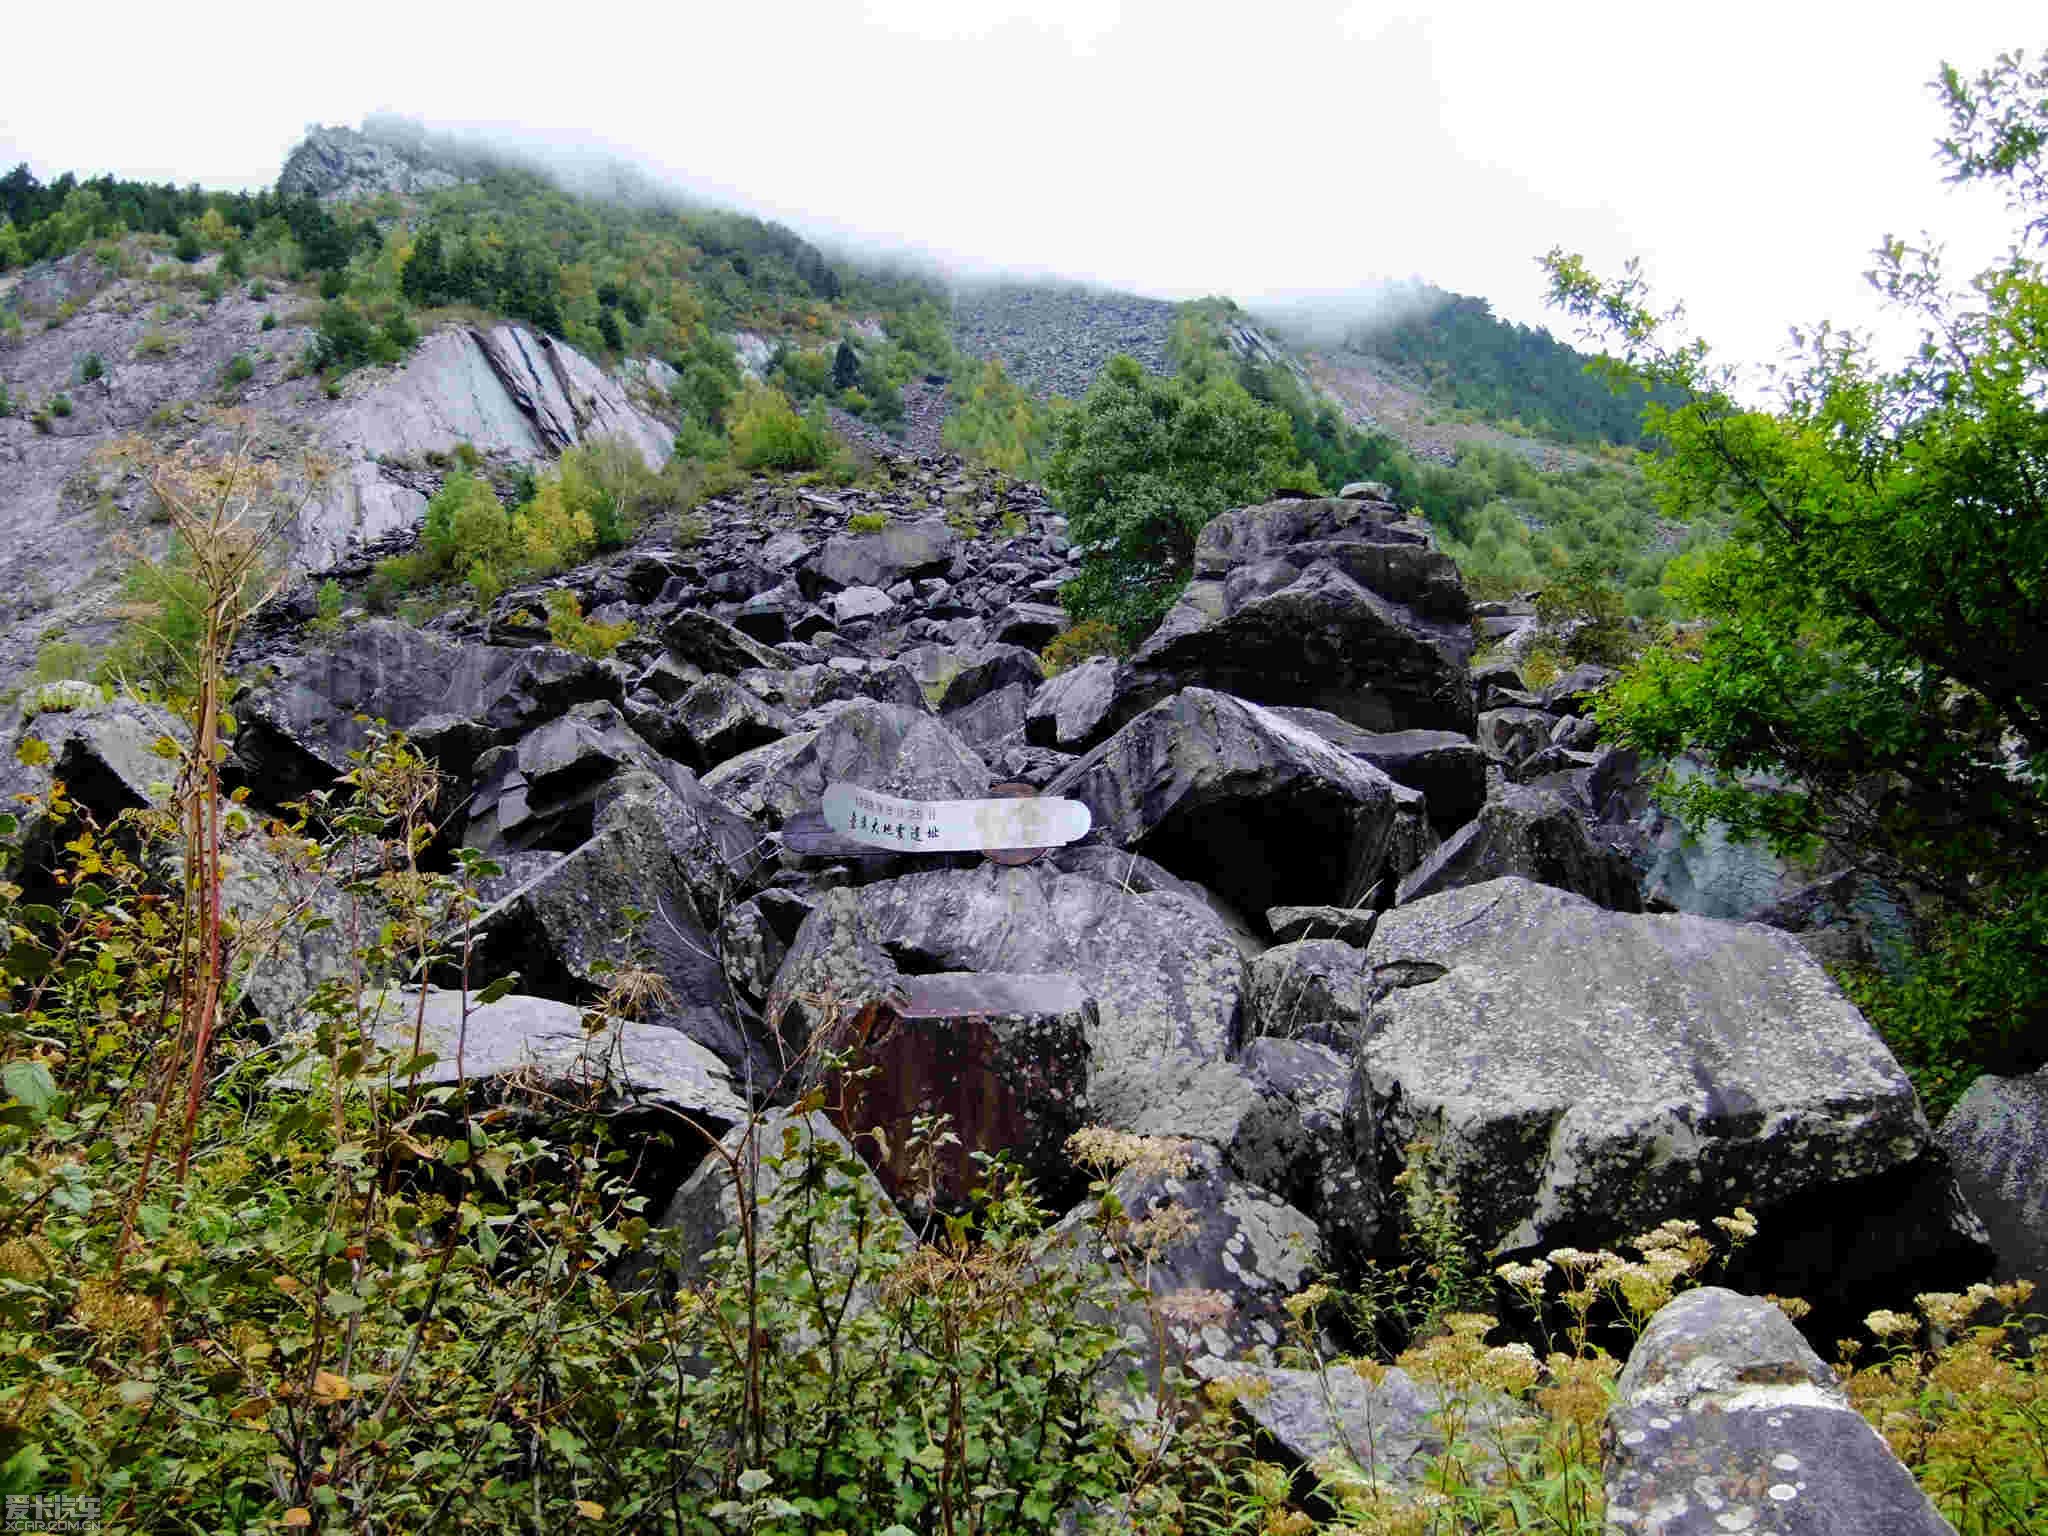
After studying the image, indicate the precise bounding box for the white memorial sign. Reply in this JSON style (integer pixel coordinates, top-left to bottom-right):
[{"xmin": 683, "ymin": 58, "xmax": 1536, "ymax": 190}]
[{"xmin": 822, "ymin": 782, "xmax": 1091, "ymax": 853}]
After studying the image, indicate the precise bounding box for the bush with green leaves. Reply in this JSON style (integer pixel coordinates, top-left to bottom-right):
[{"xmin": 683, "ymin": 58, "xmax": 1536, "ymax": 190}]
[
  {"xmin": 727, "ymin": 382, "xmax": 849, "ymax": 473},
  {"xmin": 1046, "ymin": 354, "xmax": 1315, "ymax": 646},
  {"xmin": 78, "ymin": 352, "xmax": 103, "ymax": 383},
  {"xmin": 542, "ymin": 589, "xmax": 634, "ymax": 657},
  {"xmin": 220, "ymin": 353, "xmax": 255, "ymax": 389},
  {"xmin": 1551, "ymin": 44, "xmax": 2048, "ymax": 1098},
  {"xmin": 48, "ymin": 393, "xmax": 71, "ymax": 419}
]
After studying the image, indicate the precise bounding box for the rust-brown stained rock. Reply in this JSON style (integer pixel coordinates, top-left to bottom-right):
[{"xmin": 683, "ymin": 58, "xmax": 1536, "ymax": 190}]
[{"xmin": 820, "ymin": 973, "xmax": 1092, "ymax": 1211}]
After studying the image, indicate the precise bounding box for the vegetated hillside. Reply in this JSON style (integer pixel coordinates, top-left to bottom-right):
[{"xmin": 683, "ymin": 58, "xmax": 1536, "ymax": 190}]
[{"xmin": 1264, "ymin": 280, "xmax": 1684, "ymax": 450}]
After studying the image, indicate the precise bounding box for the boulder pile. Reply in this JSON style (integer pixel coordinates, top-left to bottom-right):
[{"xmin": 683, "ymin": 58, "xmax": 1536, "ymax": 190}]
[{"xmin": 15, "ymin": 460, "xmax": 2015, "ymax": 1520}]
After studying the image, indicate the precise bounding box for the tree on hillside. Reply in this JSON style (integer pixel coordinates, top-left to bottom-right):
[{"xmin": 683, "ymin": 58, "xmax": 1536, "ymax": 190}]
[
  {"xmin": 1541, "ymin": 45, "xmax": 2048, "ymax": 1101},
  {"xmin": 1046, "ymin": 354, "xmax": 1314, "ymax": 644}
]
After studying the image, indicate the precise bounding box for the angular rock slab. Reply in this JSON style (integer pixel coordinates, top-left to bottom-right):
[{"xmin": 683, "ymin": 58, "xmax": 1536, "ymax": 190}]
[
  {"xmin": 1046, "ymin": 1141, "xmax": 1322, "ymax": 1367},
  {"xmin": 1936, "ymin": 1066, "xmax": 2048, "ymax": 1295},
  {"xmin": 1245, "ymin": 939, "xmax": 1376, "ymax": 1048},
  {"xmin": 810, "ymin": 518, "xmax": 959, "ymax": 591},
  {"xmin": 702, "ymin": 699, "xmax": 989, "ymax": 828},
  {"xmin": 1047, "ymin": 689, "xmax": 1416, "ymax": 919},
  {"xmin": 1267, "ymin": 710, "xmax": 1490, "ymax": 835},
  {"xmin": 232, "ymin": 621, "xmax": 618, "ymax": 804},
  {"xmin": 1395, "ymin": 783, "xmax": 1642, "ymax": 912},
  {"xmin": 295, "ymin": 986, "xmax": 746, "ymax": 1127},
  {"xmin": 764, "ymin": 861, "xmax": 1247, "ymax": 1124},
  {"xmin": 1358, "ymin": 879, "xmax": 1990, "ymax": 1309},
  {"xmin": 467, "ymin": 769, "xmax": 767, "ymax": 1086},
  {"xmin": 815, "ymin": 972, "xmax": 1094, "ymax": 1209},
  {"xmin": 1026, "ymin": 657, "xmax": 1119, "ymax": 752},
  {"xmin": 1120, "ymin": 497, "xmax": 1474, "ymax": 735},
  {"xmin": 1122, "ymin": 1041, "xmax": 1379, "ymax": 1266},
  {"xmin": 1606, "ymin": 1288, "xmax": 1956, "ymax": 1536}
]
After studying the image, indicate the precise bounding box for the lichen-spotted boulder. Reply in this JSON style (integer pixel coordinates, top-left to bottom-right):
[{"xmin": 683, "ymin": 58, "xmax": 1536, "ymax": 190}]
[
  {"xmin": 1606, "ymin": 1288, "xmax": 1956, "ymax": 1535},
  {"xmin": 1355, "ymin": 878, "xmax": 1990, "ymax": 1312}
]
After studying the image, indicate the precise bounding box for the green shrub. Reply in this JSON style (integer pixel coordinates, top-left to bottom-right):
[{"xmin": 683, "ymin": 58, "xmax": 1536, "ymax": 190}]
[
  {"xmin": 727, "ymin": 381, "xmax": 847, "ymax": 472},
  {"xmin": 310, "ymin": 577, "xmax": 346, "ymax": 636},
  {"xmin": 48, "ymin": 393, "xmax": 72, "ymax": 418},
  {"xmin": 249, "ymin": 278, "xmax": 269, "ymax": 300},
  {"xmin": 173, "ymin": 230, "xmax": 202, "ymax": 262},
  {"xmin": 847, "ymin": 511, "xmax": 888, "ymax": 533},
  {"xmin": 543, "ymin": 589, "xmax": 634, "ymax": 657},
  {"xmin": 260, "ymin": 311, "xmax": 276, "ymax": 331},
  {"xmin": 1041, "ymin": 618, "xmax": 1121, "ymax": 675},
  {"xmin": 221, "ymin": 353, "xmax": 255, "ymax": 388},
  {"xmin": 27, "ymin": 636, "xmax": 95, "ymax": 686},
  {"xmin": 134, "ymin": 330, "xmax": 175, "ymax": 358},
  {"xmin": 0, "ymin": 378, "xmax": 11, "ymax": 417},
  {"xmin": 78, "ymin": 351, "xmax": 103, "ymax": 383},
  {"xmin": 319, "ymin": 267, "xmax": 347, "ymax": 300}
]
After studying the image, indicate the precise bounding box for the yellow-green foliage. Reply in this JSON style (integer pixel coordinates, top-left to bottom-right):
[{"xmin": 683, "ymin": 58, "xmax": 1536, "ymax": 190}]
[
  {"xmin": 726, "ymin": 380, "xmax": 848, "ymax": 472},
  {"xmin": 543, "ymin": 590, "xmax": 634, "ymax": 658},
  {"xmin": 1040, "ymin": 619, "xmax": 1121, "ymax": 675},
  {"xmin": 847, "ymin": 511, "xmax": 888, "ymax": 534},
  {"xmin": 1843, "ymin": 1282, "xmax": 2045, "ymax": 1535},
  {"xmin": 943, "ymin": 358, "xmax": 1065, "ymax": 478}
]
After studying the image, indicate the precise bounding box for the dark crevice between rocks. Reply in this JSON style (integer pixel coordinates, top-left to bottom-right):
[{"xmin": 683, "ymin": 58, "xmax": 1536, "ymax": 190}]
[{"xmin": 1143, "ymin": 792, "xmax": 1380, "ymax": 918}]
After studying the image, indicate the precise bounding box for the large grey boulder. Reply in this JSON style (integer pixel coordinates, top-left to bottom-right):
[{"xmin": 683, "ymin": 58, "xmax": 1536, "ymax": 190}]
[
  {"xmin": 670, "ymin": 676, "xmax": 794, "ymax": 770},
  {"xmin": 1267, "ymin": 710, "xmax": 1489, "ymax": 835},
  {"xmin": 1025, "ymin": 657, "xmax": 1119, "ymax": 752},
  {"xmin": 466, "ymin": 768, "xmax": 767, "ymax": 1085},
  {"xmin": 3, "ymin": 696, "xmax": 182, "ymax": 870},
  {"xmin": 232, "ymin": 621, "xmax": 618, "ymax": 804},
  {"xmin": 1244, "ymin": 940, "xmax": 1375, "ymax": 1047},
  {"xmin": 1191, "ymin": 1357, "xmax": 1515, "ymax": 1496},
  {"xmin": 295, "ymin": 986, "xmax": 746, "ymax": 1127},
  {"xmin": 701, "ymin": 699, "xmax": 989, "ymax": 828},
  {"xmin": 1122, "ymin": 1041, "xmax": 1377, "ymax": 1266},
  {"xmin": 660, "ymin": 608, "xmax": 792, "ymax": 677},
  {"xmin": 1394, "ymin": 784, "xmax": 1642, "ymax": 912},
  {"xmin": 1606, "ymin": 1288, "xmax": 1956, "ymax": 1536},
  {"xmin": 465, "ymin": 700, "xmax": 663, "ymax": 853},
  {"xmin": 1046, "ymin": 689, "xmax": 1420, "ymax": 919},
  {"xmin": 1356, "ymin": 879, "xmax": 1991, "ymax": 1310},
  {"xmin": 1046, "ymin": 1140, "xmax": 1322, "ymax": 1368},
  {"xmin": 810, "ymin": 519, "xmax": 958, "ymax": 591},
  {"xmin": 764, "ymin": 859, "xmax": 1247, "ymax": 1125},
  {"xmin": 1936, "ymin": 1066, "xmax": 2048, "ymax": 1296},
  {"xmin": 901, "ymin": 641, "xmax": 1043, "ymax": 712},
  {"xmin": 1116, "ymin": 497, "xmax": 1474, "ymax": 735}
]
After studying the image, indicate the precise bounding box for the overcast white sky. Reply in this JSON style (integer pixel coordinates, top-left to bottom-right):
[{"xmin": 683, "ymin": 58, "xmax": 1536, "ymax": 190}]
[{"xmin": 2, "ymin": 1, "xmax": 2037, "ymax": 377}]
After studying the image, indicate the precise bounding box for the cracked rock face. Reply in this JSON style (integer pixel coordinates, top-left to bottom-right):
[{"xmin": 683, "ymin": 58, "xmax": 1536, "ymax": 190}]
[
  {"xmin": 1355, "ymin": 878, "xmax": 1990, "ymax": 1312},
  {"xmin": 764, "ymin": 859, "xmax": 1247, "ymax": 1125},
  {"xmin": 1116, "ymin": 496, "xmax": 1475, "ymax": 735},
  {"xmin": 1047, "ymin": 688, "xmax": 1423, "ymax": 920},
  {"xmin": 1606, "ymin": 1288, "xmax": 1955, "ymax": 1535}
]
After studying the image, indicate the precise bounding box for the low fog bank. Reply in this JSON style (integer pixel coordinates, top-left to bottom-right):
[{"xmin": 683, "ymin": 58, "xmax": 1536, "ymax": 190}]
[{"xmin": 1243, "ymin": 280, "xmax": 1462, "ymax": 351}]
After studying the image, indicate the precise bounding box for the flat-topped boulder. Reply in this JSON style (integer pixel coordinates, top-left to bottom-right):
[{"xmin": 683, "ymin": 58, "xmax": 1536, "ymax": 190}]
[{"xmin": 1355, "ymin": 878, "xmax": 1990, "ymax": 1312}]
